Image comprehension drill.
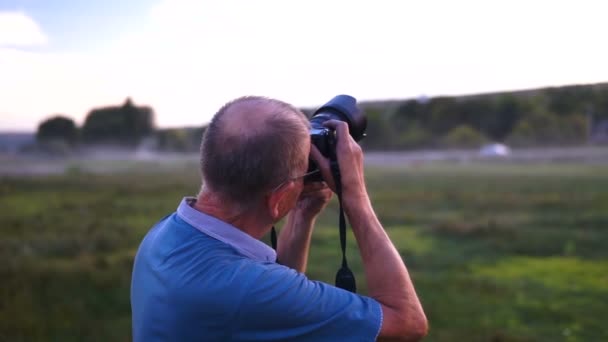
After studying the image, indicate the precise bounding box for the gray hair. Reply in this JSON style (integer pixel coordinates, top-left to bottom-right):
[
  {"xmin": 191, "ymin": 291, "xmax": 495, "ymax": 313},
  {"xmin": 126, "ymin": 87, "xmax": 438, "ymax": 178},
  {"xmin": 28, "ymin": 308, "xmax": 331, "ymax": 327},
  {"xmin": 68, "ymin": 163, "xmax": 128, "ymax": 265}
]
[{"xmin": 200, "ymin": 96, "xmax": 310, "ymax": 205}]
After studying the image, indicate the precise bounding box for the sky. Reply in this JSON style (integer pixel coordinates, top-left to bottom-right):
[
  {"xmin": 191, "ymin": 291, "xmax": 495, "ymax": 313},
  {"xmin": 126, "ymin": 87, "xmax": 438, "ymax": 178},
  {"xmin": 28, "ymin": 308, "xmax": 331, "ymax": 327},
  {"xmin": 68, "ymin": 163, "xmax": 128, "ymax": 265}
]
[{"xmin": 1, "ymin": 0, "xmax": 607, "ymax": 132}]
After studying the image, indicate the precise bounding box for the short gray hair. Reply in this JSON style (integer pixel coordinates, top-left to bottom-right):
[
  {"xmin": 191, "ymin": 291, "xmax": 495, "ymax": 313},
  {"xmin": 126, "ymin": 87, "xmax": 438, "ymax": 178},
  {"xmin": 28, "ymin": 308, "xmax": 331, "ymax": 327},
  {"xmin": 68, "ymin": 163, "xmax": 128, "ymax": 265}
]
[{"xmin": 200, "ymin": 96, "xmax": 310, "ymax": 205}]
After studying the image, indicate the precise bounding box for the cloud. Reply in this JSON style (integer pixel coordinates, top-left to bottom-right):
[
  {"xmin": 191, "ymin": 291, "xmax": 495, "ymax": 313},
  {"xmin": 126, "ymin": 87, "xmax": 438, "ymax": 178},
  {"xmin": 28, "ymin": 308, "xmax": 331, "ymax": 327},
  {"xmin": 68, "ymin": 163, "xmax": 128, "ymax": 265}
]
[
  {"xmin": 0, "ymin": 11, "xmax": 47, "ymax": 47},
  {"xmin": 109, "ymin": 0, "xmax": 608, "ymax": 108},
  {"xmin": 0, "ymin": 47, "xmax": 131, "ymax": 130},
  {"xmin": 2, "ymin": 1, "xmax": 608, "ymax": 131}
]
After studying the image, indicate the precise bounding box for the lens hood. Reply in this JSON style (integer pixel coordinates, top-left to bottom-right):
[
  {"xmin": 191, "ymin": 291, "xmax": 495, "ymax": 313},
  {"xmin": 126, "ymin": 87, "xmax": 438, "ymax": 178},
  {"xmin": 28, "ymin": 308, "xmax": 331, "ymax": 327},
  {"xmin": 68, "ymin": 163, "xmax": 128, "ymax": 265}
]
[{"xmin": 312, "ymin": 95, "xmax": 367, "ymax": 141}]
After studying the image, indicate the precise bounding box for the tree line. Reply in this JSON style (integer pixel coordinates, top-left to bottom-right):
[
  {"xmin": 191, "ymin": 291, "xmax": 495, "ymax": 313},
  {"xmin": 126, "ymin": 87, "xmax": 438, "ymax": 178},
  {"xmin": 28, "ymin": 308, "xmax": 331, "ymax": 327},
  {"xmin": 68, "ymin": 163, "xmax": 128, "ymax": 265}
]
[
  {"xmin": 36, "ymin": 83, "xmax": 608, "ymax": 153},
  {"xmin": 356, "ymin": 83, "xmax": 608, "ymax": 150},
  {"xmin": 37, "ymin": 98, "xmax": 154, "ymax": 147},
  {"xmin": 36, "ymin": 97, "xmax": 206, "ymax": 153}
]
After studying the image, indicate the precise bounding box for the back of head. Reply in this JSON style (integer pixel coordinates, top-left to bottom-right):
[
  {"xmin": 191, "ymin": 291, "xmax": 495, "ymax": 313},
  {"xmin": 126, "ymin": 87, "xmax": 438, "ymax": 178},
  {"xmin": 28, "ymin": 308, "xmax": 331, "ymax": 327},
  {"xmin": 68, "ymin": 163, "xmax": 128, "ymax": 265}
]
[{"xmin": 200, "ymin": 96, "xmax": 310, "ymax": 206}]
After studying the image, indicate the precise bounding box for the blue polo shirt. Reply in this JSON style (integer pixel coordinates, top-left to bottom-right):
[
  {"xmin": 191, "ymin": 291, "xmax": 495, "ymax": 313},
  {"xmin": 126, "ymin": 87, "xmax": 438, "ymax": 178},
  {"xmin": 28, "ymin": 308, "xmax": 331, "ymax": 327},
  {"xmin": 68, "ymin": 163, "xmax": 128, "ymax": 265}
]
[{"xmin": 131, "ymin": 197, "xmax": 382, "ymax": 341}]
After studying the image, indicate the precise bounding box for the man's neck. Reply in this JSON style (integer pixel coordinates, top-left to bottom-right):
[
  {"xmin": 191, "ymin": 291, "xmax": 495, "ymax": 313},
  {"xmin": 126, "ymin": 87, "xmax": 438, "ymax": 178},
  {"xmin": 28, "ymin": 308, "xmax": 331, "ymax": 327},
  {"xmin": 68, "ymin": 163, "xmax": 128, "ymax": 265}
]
[{"xmin": 193, "ymin": 191, "xmax": 270, "ymax": 240}]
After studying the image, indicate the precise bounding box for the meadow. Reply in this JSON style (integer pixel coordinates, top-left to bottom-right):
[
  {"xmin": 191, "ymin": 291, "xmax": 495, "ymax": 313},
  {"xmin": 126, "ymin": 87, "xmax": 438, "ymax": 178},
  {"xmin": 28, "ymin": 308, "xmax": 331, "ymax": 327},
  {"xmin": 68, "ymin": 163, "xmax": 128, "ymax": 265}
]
[{"xmin": 1, "ymin": 158, "xmax": 607, "ymax": 341}]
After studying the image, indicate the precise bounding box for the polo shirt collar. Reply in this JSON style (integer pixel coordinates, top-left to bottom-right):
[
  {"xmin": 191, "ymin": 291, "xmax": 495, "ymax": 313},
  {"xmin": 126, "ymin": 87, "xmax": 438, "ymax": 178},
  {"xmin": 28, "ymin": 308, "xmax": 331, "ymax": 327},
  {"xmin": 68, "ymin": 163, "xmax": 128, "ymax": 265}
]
[{"xmin": 176, "ymin": 197, "xmax": 277, "ymax": 263}]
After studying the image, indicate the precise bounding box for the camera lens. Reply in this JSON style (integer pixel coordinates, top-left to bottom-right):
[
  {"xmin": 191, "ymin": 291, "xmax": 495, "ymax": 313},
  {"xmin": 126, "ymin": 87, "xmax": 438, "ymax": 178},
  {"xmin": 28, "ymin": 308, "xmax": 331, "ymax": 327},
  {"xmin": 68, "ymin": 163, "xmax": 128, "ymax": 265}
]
[
  {"xmin": 306, "ymin": 95, "xmax": 367, "ymax": 182},
  {"xmin": 309, "ymin": 95, "xmax": 367, "ymax": 142}
]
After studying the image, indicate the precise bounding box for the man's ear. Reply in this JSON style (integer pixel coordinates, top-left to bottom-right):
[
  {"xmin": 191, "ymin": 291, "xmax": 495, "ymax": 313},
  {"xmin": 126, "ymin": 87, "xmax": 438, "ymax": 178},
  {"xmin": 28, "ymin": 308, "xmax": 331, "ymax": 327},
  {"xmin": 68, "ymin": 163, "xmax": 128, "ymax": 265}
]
[{"xmin": 267, "ymin": 181, "xmax": 297, "ymax": 221}]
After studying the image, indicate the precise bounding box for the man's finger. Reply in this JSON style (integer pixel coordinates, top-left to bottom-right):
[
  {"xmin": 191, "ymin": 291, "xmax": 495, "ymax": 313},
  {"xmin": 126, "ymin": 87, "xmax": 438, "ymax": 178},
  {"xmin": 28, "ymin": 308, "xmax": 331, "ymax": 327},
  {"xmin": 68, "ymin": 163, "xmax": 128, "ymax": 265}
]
[
  {"xmin": 309, "ymin": 144, "xmax": 336, "ymax": 192},
  {"xmin": 322, "ymin": 120, "xmax": 350, "ymax": 142}
]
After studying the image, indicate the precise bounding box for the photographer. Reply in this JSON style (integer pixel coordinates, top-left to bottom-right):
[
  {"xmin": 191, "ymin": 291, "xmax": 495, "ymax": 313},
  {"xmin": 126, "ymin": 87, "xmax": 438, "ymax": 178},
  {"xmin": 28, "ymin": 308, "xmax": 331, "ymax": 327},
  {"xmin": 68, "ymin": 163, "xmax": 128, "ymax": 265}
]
[{"xmin": 131, "ymin": 96, "xmax": 427, "ymax": 341}]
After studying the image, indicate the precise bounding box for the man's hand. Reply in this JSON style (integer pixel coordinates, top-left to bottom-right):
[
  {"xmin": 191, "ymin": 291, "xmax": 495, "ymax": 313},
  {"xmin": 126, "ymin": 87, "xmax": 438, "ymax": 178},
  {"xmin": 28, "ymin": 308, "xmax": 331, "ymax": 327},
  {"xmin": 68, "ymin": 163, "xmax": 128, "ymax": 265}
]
[
  {"xmin": 309, "ymin": 120, "xmax": 369, "ymax": 209},
  {"xmin": 308, "ymin": 120, "xmax": 428, "ymax": 340},
  {"xmin": 294, "ymin": 181, "xmax": 333, "ymax": 220},
  {"xmin": 276, "ymin": 181, "xmax": 332, "ymax": 273}
]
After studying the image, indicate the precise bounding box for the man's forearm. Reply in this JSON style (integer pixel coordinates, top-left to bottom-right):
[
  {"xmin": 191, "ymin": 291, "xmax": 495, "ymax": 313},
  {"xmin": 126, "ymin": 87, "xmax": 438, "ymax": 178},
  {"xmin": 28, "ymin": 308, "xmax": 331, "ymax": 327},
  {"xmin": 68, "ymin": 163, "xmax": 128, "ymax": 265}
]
[
  {"xmin": 345, "ymin": 196, "xmax": 428, "ymax": 340},
  {"xmin": 276, "ymin": 209, "xmax": 315, "ymax": 273}
]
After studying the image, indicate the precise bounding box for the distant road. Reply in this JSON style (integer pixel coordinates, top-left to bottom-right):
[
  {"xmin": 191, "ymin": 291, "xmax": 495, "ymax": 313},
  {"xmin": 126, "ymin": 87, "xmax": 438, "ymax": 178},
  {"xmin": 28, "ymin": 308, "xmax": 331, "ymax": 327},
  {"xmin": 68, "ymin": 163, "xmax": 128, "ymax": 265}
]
[
  {"xmin": 1, "ymin": 146, "xmax": 608, "ymax": 176},
  {"xmin": 364, "ymin": 146, "xmax": 608, "ymax": 166}
]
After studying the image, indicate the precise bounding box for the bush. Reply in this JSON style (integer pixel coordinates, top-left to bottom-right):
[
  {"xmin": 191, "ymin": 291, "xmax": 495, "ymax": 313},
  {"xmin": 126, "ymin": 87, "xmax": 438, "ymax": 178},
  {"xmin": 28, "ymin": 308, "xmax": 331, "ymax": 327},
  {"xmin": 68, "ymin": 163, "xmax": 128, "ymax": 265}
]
[
  {"xmin": 508, "ymin": 112, "xmax": 588, "ymax": 146},
  {"xmin": 81, "ymin": 98, "xmax": 154, "ymax": 146},
  {"xmin": 442, "ymin": 124, "xmax": 486, "ymax": 148},
  {"xmin": 36, "ymin": 116, "xmax": 78, "ymax": 145}
]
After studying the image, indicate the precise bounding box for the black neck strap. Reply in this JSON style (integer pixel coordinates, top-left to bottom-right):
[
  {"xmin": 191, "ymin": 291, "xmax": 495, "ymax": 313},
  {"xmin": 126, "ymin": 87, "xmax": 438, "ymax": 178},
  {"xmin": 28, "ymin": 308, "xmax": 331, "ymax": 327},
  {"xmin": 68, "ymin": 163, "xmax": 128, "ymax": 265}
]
[
  {"xmin": 271, "ymin": 225, "xmax": 278, "ymax": 257},
  {"xmin": 331, "ymin": 159, "xmax": 357, "ymax": 293},
  {"xmin": 271, "ymin": 159, "xmax": 356, "ymax": 293}
]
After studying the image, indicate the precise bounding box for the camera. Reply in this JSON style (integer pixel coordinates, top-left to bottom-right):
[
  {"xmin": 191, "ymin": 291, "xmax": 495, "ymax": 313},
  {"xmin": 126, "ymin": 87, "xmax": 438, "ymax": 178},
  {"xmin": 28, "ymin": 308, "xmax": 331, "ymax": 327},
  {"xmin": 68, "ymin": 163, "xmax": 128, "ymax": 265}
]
[{"xmin": 306, "ymin": 95, "xmax": 367, "ymax": 181}]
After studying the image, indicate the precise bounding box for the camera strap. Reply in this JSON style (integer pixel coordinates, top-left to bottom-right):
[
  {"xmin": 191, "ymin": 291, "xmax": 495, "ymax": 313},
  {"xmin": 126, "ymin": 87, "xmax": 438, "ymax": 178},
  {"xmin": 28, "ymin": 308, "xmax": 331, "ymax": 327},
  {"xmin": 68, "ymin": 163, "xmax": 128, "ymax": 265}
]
[
  {"xmin": 271, "ymin": 225, "xmax": 279, "ymax": 263},
  {"xmin": 270, "ymin": 160, "xmax": 357, "ymax": 293},
  {"xmin": 331, "ymin": 160, "xmax": 357, "ymax": 293}
]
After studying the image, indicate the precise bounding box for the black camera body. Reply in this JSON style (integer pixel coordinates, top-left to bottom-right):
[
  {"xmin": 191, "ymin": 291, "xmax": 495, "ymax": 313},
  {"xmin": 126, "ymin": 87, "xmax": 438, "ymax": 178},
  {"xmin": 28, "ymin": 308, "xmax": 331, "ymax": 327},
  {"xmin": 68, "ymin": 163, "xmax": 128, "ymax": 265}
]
[
  {"xmin": 307, "ymin": 95, "xmax": 366, "ymax": 293},
  {"xmin": 307, "ymin": 95, "xmax": 367, "ymax": 181}
]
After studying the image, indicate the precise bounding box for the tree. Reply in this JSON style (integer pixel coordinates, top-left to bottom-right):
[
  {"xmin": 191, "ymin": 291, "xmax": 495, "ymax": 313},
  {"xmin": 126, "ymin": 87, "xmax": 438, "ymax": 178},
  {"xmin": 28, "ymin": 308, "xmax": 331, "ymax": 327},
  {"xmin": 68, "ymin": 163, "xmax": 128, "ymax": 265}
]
[
  {"xmin": 36, "ymin": 115, "xmax": 78, "ymax": 145},
  {"xmin": 359, "ymin": 108, "xmax": 399, "ymax": 150},
  {"xmin": 426, "ymin": 97, "xmax": 459, "ymax": 136},
  {"xmin": 156, "ymin": 127, "xmax": 205, "ymax": 152},
  {"xmin": 546, "ymin": 85, "xmax": 593, "ymax": 116},
  {"xmin": 442, "ymin": 124, "xmax": 486, "ymax": 148},
  {"xmin": 82, "ymin": 98, "xmax": 155, "ymax": 146},
  {"xmin": 506, "ymin": 110, "xmax": 586, "ymax": 146},
  {"xmin": 484, "ymin": 95, "xmax": 523, "ymax": 141}
]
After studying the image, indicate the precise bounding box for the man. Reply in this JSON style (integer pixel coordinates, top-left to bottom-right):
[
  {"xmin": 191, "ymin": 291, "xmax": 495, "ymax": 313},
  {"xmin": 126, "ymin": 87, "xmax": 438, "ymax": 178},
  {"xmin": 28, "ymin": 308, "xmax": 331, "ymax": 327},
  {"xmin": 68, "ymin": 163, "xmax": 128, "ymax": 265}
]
[{"xmin": 131, "ymin": 97, "xmax": 427, "ymax": 341}]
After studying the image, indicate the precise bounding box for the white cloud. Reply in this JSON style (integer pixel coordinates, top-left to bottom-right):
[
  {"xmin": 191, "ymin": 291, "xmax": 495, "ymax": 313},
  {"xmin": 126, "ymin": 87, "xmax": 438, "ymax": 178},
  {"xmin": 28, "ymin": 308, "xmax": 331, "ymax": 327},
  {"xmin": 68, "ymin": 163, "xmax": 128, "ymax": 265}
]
[
  {"xmin": 1, "ymin": 0, "xmax": 608, "ymax": 131},
  {"xmin": 101, "ymin": 0, "xmax": 608, "ymax": 126},
  {"xmin": 0, "ymin": 47, "xmax": 131, "ymax": 130},
  {"xmin": 0, "ymin": 11, "xmax": 47, "ymax": 47}
]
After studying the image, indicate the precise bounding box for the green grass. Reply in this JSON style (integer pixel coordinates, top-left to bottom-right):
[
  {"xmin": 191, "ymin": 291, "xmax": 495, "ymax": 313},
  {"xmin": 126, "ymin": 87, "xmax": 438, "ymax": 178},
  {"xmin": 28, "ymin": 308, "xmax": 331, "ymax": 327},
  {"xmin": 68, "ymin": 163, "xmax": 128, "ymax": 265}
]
[{"xmin": 1, "ymin": 161, "xmax": 607, "ymax": 341}]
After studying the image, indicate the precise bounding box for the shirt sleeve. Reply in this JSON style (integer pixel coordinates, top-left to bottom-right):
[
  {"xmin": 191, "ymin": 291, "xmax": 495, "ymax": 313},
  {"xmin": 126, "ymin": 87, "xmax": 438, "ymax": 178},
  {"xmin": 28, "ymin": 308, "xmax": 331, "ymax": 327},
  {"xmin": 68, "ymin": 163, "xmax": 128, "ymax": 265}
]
[{"xmin": 232, "ymin": 262, "xmax": 383, "ymax": 341}]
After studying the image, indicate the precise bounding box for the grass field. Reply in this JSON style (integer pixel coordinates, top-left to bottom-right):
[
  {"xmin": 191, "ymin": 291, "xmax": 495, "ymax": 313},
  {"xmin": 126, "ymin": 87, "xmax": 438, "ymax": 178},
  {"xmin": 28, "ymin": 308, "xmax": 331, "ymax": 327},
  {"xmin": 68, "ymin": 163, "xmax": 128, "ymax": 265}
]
[{"xmin": 1, "ymin": 159, "xmax": 607, "ymax": 341}]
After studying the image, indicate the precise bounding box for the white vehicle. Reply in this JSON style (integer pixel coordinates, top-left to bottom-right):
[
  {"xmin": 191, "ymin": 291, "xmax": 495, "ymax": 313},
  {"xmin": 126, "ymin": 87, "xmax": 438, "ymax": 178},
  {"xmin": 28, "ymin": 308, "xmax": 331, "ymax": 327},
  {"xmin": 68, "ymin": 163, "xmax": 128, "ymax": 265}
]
[{"xmin": 479, "ymin": 143, "xmax": 511, "ymax": 157}]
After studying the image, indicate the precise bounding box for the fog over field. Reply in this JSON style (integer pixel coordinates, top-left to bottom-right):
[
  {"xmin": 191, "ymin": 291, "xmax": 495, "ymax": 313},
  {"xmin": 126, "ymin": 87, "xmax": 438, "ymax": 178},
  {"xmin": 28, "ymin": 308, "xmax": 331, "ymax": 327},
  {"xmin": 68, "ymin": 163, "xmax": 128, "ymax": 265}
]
[{"xmin": 2, "ymin": 146, "xmax": 608, "ymax": 177}]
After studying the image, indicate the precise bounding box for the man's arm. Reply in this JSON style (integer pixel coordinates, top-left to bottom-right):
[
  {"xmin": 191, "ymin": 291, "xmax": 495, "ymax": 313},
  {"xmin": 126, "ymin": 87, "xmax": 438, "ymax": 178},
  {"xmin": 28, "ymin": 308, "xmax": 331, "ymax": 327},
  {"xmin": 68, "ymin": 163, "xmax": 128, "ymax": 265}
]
[
  {"xmin": 313, "ymin": 120, "xmax": 428, "ymax": 341},
  {"xmin": 276, "ymin": 182, "xmax": 332, "ymax": 273}
]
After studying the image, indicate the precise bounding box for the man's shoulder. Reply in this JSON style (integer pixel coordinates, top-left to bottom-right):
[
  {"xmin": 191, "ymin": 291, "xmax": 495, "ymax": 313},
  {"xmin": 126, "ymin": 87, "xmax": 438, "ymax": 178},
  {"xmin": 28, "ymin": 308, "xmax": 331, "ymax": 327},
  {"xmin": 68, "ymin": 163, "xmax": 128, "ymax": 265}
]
[
  {"xmin": 133, "ymin": 212, "xmax": 271, "ymax": 308},
  {"xmin": 136, "ymin": 211, "xmax": 274, "ymax": 281},
  {"xmin": 229, "ymin": 262, "xmax": 384, "ymax": 341},
  {"xmin": 139, "ymin": 212, "xmax": 237, "ymax": 255}
]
